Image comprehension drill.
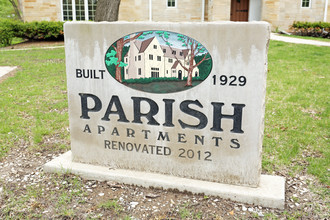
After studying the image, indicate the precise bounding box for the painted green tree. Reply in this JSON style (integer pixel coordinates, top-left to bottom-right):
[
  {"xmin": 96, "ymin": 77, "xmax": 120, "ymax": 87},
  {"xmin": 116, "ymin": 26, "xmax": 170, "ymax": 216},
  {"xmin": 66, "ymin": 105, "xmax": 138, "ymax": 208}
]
[
  {"xmin": 194, "ymin": 54, "xmax": 212, "ymax": 80},
  {"xmin": 105, "ymin": 32, "xmax": 143, "ymax": 82},
  {"xmin": 156, "ymin": 31, "xmax": 211, "ymax": 86}
]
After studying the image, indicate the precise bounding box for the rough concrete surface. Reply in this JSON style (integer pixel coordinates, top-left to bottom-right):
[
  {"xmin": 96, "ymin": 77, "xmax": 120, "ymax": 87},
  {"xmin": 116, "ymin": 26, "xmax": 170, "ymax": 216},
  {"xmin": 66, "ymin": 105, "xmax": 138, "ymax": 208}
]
[
  {"xmin": 0, "ymin": 66, "xmax": 17, "ymax": 79},
  {"xmin": 44, "ymin": 151, "xmax": 285, "ymax": 209}
]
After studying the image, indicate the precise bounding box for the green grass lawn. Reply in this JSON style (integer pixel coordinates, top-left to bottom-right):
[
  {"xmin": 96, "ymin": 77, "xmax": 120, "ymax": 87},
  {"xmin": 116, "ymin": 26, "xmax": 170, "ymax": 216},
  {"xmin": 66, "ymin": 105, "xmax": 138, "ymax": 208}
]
[
  {"xmin": 264, "ymin": 41, "xmax": 329, "ymax": 185},
  {"xmin": 0, "ymin": 48, "xmax": 69, "ymax": 158},
  {"xmin": 0, "ymin": 41, "xmax": 329, "ymax": 218}
]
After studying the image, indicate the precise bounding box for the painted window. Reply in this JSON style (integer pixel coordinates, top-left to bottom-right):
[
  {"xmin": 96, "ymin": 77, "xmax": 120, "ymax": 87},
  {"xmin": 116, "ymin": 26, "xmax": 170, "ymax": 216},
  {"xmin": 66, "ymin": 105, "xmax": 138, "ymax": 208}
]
[
  {"xmin": 167, "ymin": 0, "xmax": 176, "ymax": 7},
  {"xmin": 62, "ymin": 0, "xmax": 98, "ymax": 21},
  {"xmin": 151, "ymin": 68, "xmax": 159, "ymax": 78},
  {"xmin": 301, "ymin": 0, "xmax": 311, "ymax": 8},
  {"xmin": 151, "ymin": 72, "xmax": 159, "ymax": 78}
]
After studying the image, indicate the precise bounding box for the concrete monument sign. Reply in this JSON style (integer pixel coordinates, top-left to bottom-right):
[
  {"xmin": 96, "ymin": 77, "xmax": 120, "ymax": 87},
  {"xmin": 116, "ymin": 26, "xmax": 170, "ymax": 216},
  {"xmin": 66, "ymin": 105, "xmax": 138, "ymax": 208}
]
[{"xmin": 45, "ymin": 21, "xmax": 285, "ymax": 209}]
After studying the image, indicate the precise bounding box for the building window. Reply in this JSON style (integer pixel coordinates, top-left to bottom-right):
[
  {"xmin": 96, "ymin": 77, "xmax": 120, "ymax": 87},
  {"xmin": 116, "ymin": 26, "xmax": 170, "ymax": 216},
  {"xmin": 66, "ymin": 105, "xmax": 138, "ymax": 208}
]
[
  {"xmin": 75, "ymin": 0, "xmax": 85, "ymax": 20},
  {"xmin": 62, "ymin": 0, "xmax": 98, "ymax": 21},
  {"xmin": 126, "ymin": 69, "xmax": 128, "ymax": 74},
  {"xmin": 180, "ymin": 52, "xmax": 183, "ymax": 56},
  {"xmin": 169, "ymin": 58, "xmax": 173, "ymax": 63},
  {"xmin": 149, "ymin": 54, "xmax": 153, "ymax": 60},
  {"xmin": 167, "ymin": 0, "xmax": 176, "ymax": 7},
  {"xmin": 138, "ymin": 68, "xmax": 141, "ymax": 75},
  {"xmin": 63, "ymin": 0, "xmax": 73, "ymax": 20},
  {"xmin": 172, "ymin": 51, "xmax": 176, "ymax": 55},
  {"xmin": 135, "ymin": 56, "xmax": 137, "ymax": 61},
  {"xmin": 301, "ymin": 0, "xmax": 311, "ymax": 8},
  {"xmin": 88, "ymin": 0, "xmax": 97, "ymax": 21},
  {"xmin": 154, "ymin": 45, "xmax": 157, "ymax": 49},
  {"xmin": 163, "ymin": 49, "xmax": 166, "ymax": 53},
  {"xmin": 125, "ymin": 57, "xmax": 128, "ymax": 62},
  {"xmin": 157, "ymin": 56, "xmax": 161, "ymax": 61},
  {"xmin": 138, "ymin": 55, "xmax": 141, "ymax": 61}
]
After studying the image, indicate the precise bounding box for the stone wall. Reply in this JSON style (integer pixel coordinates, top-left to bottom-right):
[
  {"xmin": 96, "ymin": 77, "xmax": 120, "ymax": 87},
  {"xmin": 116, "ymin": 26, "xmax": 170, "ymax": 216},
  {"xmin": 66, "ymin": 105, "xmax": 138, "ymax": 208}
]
[
  {"xmin": 207, "ymin": 0, "xmax": 231, "ymax": 21},
  {"xmin": 22, "ymin": 0, "xmax": 61, "ymax": 22},
  {"xmin": 21, "ymin": 0, "xmax": 329, "ymax": 32},
  {"xmin": 118, "ymin": 0, "xmax": 149, "ymax": 21},
  {"xmin": 119, "ymin": 0, "xmax": 204, "ymax": 22},
  {"xmin": 262, "ymin": 0, "xmax": 329, "ymax": 31}
]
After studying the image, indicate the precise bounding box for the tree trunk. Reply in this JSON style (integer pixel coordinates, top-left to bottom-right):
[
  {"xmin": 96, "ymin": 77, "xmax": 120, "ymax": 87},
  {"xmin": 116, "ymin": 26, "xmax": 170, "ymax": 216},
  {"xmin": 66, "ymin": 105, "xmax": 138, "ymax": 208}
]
[
  {"xmin": 115, "ymin": 38, "xmax": 124, "ymax": 82},
  {"xmin": 9, "ymin": 0, "xmax": 22, "ymax": 21},
  {"xmin": 95, "ymin": 0, "xmax": 121, "ymax": 22},
  {"xmin": 186, "ymin": 69, "xmax": 193, "ymax": 86},
  {"xmin": 186, "ymin": 51, "xmax": 195, "ymax": 86}
]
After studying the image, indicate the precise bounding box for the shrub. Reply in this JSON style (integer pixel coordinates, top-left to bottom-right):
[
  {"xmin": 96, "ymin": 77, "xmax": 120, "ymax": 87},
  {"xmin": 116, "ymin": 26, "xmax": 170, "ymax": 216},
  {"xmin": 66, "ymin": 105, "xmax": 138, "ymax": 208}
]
[
  {"xmin": 18, "ymin": 21, "xmax": 64, "ymax": 40},
  {"xmin": 0, "ymin": 19, "xmax": 22, "ymax": 46},
  {"xmin": 123, "ymin": 77, "xmax": 180, "ymax": 84},
  {"xmin": 0, "ymin": 19, "xmax": 64, "ymax": 46},
  {"xmin": 291, "ymin": 21, "xmax": 330, "ymax": 38}
]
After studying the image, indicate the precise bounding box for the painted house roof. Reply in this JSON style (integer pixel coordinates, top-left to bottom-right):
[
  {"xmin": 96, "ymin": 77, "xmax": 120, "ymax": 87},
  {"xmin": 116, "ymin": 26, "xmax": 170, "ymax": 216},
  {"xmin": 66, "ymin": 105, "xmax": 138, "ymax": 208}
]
[
  {"xmin": 125, "ymin": 37, "xmax": 191, "ymax": 60},
  {"xmin": 125, "ymin": 37, "xmax": 155, "ymax": 57},
  {"xmin": 161, "ymin": 45, "xmax": 189, "ymax": 59},
  {"xmin": 171, "ymin": 60, "xmax": 180, "ymax": 69},
  {"xmin": 137, "ymin": 37, "xmax": 155, "ymax": 53}
]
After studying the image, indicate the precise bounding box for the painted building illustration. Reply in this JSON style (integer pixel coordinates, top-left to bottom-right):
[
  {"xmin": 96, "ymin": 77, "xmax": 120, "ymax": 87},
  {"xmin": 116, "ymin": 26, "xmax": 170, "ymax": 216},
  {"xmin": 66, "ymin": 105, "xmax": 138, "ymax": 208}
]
[{"xmin": 123, "ymin": 36, "xmax": 199, "ymax": 80}]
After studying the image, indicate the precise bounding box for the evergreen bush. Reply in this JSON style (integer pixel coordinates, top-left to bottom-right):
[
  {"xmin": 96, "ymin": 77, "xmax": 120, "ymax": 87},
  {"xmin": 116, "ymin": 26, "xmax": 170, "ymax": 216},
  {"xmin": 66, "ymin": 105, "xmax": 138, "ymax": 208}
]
[
  {"xmin": 291, "ymin": 21, "xmax": 330, "ymax": 38},
  {"xmin": 0, "ymin": 19, "xmax": 21, "ymax": 46},
  {"xmin": 18, "ymin": 21, "xmax": 64, "ymax": 40},
  {"xmin": 0, "ymin": 19, "xmax": 64, "ymax": 46}
]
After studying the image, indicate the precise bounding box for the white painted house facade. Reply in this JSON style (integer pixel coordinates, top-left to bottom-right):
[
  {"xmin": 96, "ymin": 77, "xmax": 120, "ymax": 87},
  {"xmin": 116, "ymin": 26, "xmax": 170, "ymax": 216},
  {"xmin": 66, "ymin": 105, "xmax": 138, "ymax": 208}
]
[{"xmin": 124, "ymin": 36, "xmax": 199, "ymax": 80}]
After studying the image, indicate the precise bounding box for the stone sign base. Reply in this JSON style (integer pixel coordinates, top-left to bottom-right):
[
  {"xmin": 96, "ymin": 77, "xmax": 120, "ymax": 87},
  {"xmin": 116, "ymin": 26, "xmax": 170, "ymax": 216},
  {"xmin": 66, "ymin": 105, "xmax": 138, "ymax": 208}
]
[{"xmin": 44, "ymin": 151, "xmax": 285, "ymax": 209}]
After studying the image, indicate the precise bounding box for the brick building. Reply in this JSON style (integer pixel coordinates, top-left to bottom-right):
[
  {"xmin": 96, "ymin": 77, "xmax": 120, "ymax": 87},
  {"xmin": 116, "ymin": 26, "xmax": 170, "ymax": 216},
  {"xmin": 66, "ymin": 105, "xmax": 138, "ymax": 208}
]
[{"xmin": 21, "ymin": 0, "xmax": 330, "ymax": 31}]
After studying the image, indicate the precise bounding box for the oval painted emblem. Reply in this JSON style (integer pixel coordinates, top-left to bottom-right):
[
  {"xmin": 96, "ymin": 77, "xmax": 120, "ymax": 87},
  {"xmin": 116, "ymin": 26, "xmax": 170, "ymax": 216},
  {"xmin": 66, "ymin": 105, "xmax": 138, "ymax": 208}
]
[{"xmin": 105, "ymin": 30, "xmax": 212, "ymax": 93}]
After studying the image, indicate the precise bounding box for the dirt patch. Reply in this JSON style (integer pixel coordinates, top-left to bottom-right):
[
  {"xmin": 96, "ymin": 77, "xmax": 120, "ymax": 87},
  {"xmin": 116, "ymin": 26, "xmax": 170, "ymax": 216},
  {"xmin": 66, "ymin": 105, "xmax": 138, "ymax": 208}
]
[
  {"xmin": 1, "ymin": 41, "xmax": 64, "ymax": 50},
  {"xmin": 0, "ymin": 143, "xmax": 328, "ymax": 219}
]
